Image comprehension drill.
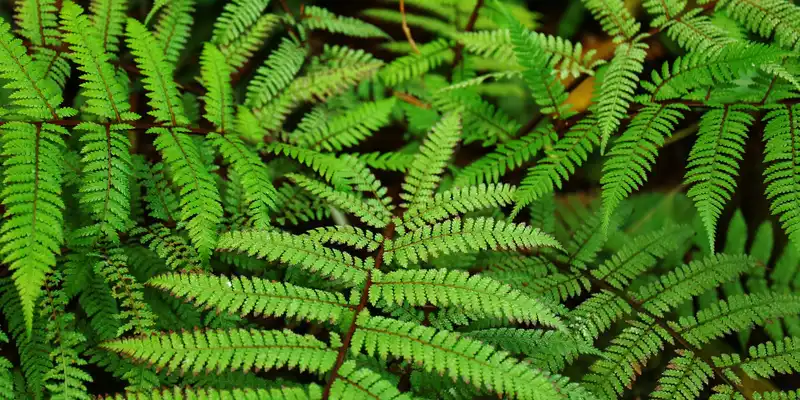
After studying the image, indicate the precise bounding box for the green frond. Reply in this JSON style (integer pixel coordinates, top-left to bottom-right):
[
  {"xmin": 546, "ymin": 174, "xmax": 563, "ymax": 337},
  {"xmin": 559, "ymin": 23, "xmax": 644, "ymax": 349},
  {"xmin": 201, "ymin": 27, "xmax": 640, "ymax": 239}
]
[
  {"xmin": 672, "ymin": 292, "xmax": 800, "ymax": 347},
  {"xmin": 355, "ymin": 151, "xmax": 415, "ymax": 172},
  {"xmin": 714, "ymin": 336, "xmax": 800, "ymax": 380},
  {"xmin": 266, "ymin": 143, "xmax": 353, "ymax": 189},
  {"xmin": 94, "ymin": 248, "xmax": 157, "ymax": 336},
  {"xmin": 601, "ymin": 103, "xmax": 688, "ymax": 226},
  {"xmin": 14, "ymin": 0, "xmax": 59, "ymax": 48},
  {"xmin": 244, "ymin": 38, "xmax": 306, "ymax": 109},
  {"xmin": 272, "ymin": 183, "xmax": 331, "ymax": 226},
  {"xmin": 651, "ymin": 350, "xmax": 714, "ymax": 400},
  {"xmin": 636, "ymin": 253, "xmax": 757, "ymax": 317},
  {"xmin": 715, "ymin": 0, "xmax": 800, "ymax": 51},
  {"xmin": 763, "ymin": 104, "xmax": 800, "ymax": 249},
  {"xmin": 591, "ymin": 224, "xmax": 694, "ymax": 289},
  {"xmin": 151, "ymin": 127, "xmax": 223, "ymax": 261},
  {"xmin": 584, "ymin": 316, "xmax": 670, "ymax": 399},
  {"xmin": 754, "ymin": 390, "xmax": 800, "ymax": 400},
  {"xmin": 90, "ymin": 0, "xmax": 128, "ymax": 54},
  {"xmin": 211, "ymin": 0, "xmax": 271, "ymax": 48},
  {"xmin": 685, "ymin": 105, "xmax": 755, "ymax": 250},
  {"xmin": 0, "ymin": 122, "xmax": 67, "ymax": 332},
  {"xmin": 199, "ymin": 44, "xmax": 234, "ymax": 132},
  {"xmin": 135, "ymin": 161, "xmax": 179, "ymax": 223},
  {"xmin": 580, "ymin": 0, "xmax": 640, "ymax": 40},
  {"xmin": 432, "ymin": 89, "xmax": 520, "ymax": 145},
  {"xmin": 102, "ymin": 328, "xmax": 337, "ymax": 375},
  {"xmin": 400, "ymin": 112, "xmax": 462, "ymax": 209},
  {"xmin": 125, "ymin": 19, "xmax": 188, "ymax": 126},
  {"xmin": 154, "ymin": 0, "xmax": 195, "ymax": 65},
  {"xmin": 131, "ymin": 224, "xmax": 201, "ymax": 272},
  {"xmin": 219, "ymin": 13, "xmax": 282, "ymax": 69},
  {"xmin": 371, "ymin": 269, "xmax": 563, "ymax": 327},
  {"xmin": 597, "ymin": 41, "xmax": 648, "ymax": 150},
  {"xmin": 209, "ymin": 133, "xmax": 276, "ymax": 229},
  {"xmin": 217, "ymin": 229, "xmax": 371, "ymax": 285},
  {"xmin": 148, "ymin": 272, "xmax": 354, "ymax": 323},
  {"xmin": 569, "ymin": 293, "xmax": 635, "ymax": 339},
  {"xmin": 288, "ymin": 173, "xmax": 392, "ymax": 228},
  {"xmin": 454, "ymin": 125, "xmax": 554, "ymax": 186},
  {"xmin": 645, "ymin": 4, "xmax": 736, "ymax": 53},
  {"xmin": 402, "ymin": 183, "xmax": 516, "ymax": 230},
  {"xmin": 79, "ymin": 272, "xmax": 121, "ymax": 341},
  {"xmin": 300, "ymin": 6, "xmax": 388, "ymax": 38},
  {"xmin": 513, "ymin": 117, "xmax": 600, "ymax": 215},
  {"xmin": 559, "ymin": 205, "xmax": 625, "ymax": 271},
  {"xmin": 305, "ymin": 226, "xmax": 384, "ymax": 252},
  {"xmin": 496, "ymin": 6, "xmax": 571, "ymax": 119},
  {"xmin": 379, "ymin": 39, "xmax": 454, "ymax": 87},
  {"xmin": 383, "ymin": 217, "xmax": 562, "ymax": 267},
  {"xmin": 351, "ymin": 314, "xmax": 592, "ymax": 400},
  {"xmin": 291, "ymin": 98, "xmax": 396, "ymax": 151},
  {"xmin": 104, "ymin": 385, "xmax": 319, "ymax": 400},
  {"xmin": 643, "ymin": 42, "xmax": 788, "ymax": 100},
  {"xmin": 465, "ymin": 328, "xmax": 598, "ymax": 372},
  {"xmin": 328, "ymin": 361, "xmax": 410, "ymax": 400},
  {"xmin": 0, "ymin": 20, "xmax": 66, "ymax": 120}
]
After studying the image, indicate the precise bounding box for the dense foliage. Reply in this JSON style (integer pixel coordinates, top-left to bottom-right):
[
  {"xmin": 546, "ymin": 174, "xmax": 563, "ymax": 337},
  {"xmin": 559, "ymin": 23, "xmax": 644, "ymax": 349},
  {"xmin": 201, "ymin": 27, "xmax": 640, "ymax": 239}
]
[{"xmin": 0, "ymin": 0, "xmax": 799, "ymax": 398}]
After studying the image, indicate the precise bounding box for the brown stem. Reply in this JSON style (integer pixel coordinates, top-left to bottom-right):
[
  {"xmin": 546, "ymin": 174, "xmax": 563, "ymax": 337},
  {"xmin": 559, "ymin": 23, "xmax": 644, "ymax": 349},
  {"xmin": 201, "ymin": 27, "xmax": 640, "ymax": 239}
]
[
  {"xmin": 400, "ymin": 0, "xmax": 421, "ymax": 54},
  {"xmin": 450, "ymin": 0, "xmax": 485, "ymax": 79}
]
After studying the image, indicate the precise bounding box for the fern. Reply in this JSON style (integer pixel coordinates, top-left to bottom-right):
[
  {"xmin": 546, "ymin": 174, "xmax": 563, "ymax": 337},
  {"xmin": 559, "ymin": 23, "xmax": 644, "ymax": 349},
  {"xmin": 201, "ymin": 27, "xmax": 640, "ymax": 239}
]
[
  {"xmin": 154, "ymin": 0, "xmax": 195, "ymax": 65},
  {"xmin": 596, "ymin": 40, "xmax": 648, "ymax": 150},
  {"xmin": 300, "ymin": 6, "xmax": 388, "ymax": 38}
]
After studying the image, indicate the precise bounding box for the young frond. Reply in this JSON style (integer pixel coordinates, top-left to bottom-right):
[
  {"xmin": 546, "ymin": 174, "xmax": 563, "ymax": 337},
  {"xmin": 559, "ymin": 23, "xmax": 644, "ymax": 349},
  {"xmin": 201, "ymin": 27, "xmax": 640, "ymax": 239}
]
[
  {"xmin": 401, "ymin": 183, "xmax": 516, "ymax": 230},
  {"xmin": 371, "ymin": 269, "xmax": 564, "ymax": 327},
  {"xmin": 90, "ymin": 0, "xmax": 128, "ymax": 54},
  {"xmin": 581, "ymin": 0, "xmax": 640, "ymax": 40},
  {"xmin": 209, "ymin": 133, "xmax": 276, "ymax": 229},
  {"xmin": 148, "ymin": 272, "xmax": 354, "ymax": 323},
  {"xmin": 715, "ymin": 0, "xmax": 800, "ymax": 51},
  {"xmin": 685, "ymin": 106, "xmax": 755, "ymax": 250},
  {"xmin": 601, "ymin": 103, "xmax": 688, "ymax": 226},
  {"xmin": 125, "ymin": 19, "xmax": 188, "ymax": 126},
  {"xmin": 200, "ymin": 44, "xmax": 234, "ymax": 132},
  {"xmin": 400, "ymin": 112, "xmax": 462, "ymax": 210},
  {"xmin": 651, "ymin": 350, "xmax": 714, "ymax": 400},
  {"xmin": 351, "ymin": 314, "xmax": 592, "ymax": 400},
  {"xmin": 217, "ymin": 229, "xmax": 372, "ymax": 285},
  {"xmin": 244, "ymin": 38, "xmax": 306, "ymax": 109},
  {"xmin": 103, "ymin": 328, "xmax": 337, "ymax": 375},
  {"xmin": 714, "ymin": 336, "xmax": 800, "ymax": 380},
  {"xmin": 597, "ymin": 41, "xmax": 648, "ymax": 150},
  {"xmin": 763, "ymin": 104, "xmax": 800, "ymax": 249},
  {"xmin": 300, "ymin": 6, "xmax": 389, "ymax": 38},
  {"xmin": 0, "ymin": 122, "xmax": 67, "ymax": 331},
  {"xmin": 132, "ymin": 224, "xmax": 201, "ymax": 272},
  {"xmin": 379, "ymin": 39, "xmax": 454, "ymax": 86},
  {"xmin": 154, "ymin": 0, "xmax": 195, "ymax": 65},
  {"xmin": 454, "ymin": 126, "xmax": 554, "ymax": 187},
  {"xmin": 94, "ymin": 248, "xmax": 157, "ymax": 336},
  {"xmin": 291, "ymin": 99, "xmax": 396, "ymax": 151},
  {"xmin": 496, "ymin": 6, "xmax": 571, "ymax": 119},
  {"xmin": 151, "ymin": 128, "xmax": 223, "ymax": 261},
  {"xmin": 383, "ymin": 217, "xmax": 562, "ymax": 267},
  {"xmin": 591, "ymin": 224, "xmax": 694, "ymax": 289},
  {"xmin": 513, "ymin": 117, "xmax": 600, "ymax": 215},
  {"xmin": 304, "ymin": 226, "xmax": 384, "ymax": 252},
  {"xmin": 288, "ymin": 173, "xmax": 392, "ymax": 228},
  {"xmin": 635, "ymin": 253, "xmax": 757, "ymax": 317}
]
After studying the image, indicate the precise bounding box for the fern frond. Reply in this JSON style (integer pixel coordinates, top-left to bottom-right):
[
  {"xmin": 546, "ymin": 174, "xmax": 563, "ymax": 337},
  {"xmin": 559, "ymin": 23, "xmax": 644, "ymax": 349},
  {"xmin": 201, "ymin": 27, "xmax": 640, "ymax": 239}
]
[
  {"xmin": 351, "ymin": 314, "xmax": 592, "ymax": 400},
  {"xmin": 636, "ymin": 253, "xmax": 757, "ymax": 317},
  {"xmin": 592, "ymin": 224, "xmax": 694, "ymax": 289},
  {"xmin": 328, "ymin": 361, "xmax": 409, "ymax": 400},
  {"xmin": 465, "ymin": 328, "xmax": 597, "ymax": 372},
  {"xmin": 379, "ymin": 39, "xmax": 454, "ymax": 86},
  {"xmin": 383, "ymin": 217, "xmax": 562, "ymax": 267},
  {"xmin": 402, "ymin": 183, "xmax": 516, "ymax": 230},
  {"xmin": 355, "ymin": 151, "xmax": 415, "ymax": 172},
  {"xmin": 685, "ymin": 105, "xmax": 755, "ymax": 250},
  {"xmin": 432, "ymin": 89, "xmax": 520, "ymax": 145},
  {"xmin": 148, "ymin": 272, "xmax": 354, "ymax": 323},
  {"xmin": 154, "ymin": 0, "xmax": 195, "ymax": 65},
  {"xmin": 715, "ymin": 0, "xmax": 800, "ymax": 51},
  {"xmin": 90, "ymin": 0, "xmax": 128, "ymax": 54},
  {"xmin": 513, "ymin": 117, "xmax": 600, "ymax": 215},
  {"xmin": 714, "ymin": 336, "xmax": 800, "ymax": 380},
  {"xmin": 94, "ymin": 248, "xmax": 157, "ymax": 336},
  {"xmin": 651, "ymin": 350, "xmax": 714, "ymax": 400},
  {"xmin": 400, "ymin": 112, "xmax": 461, "ymax": 210},
  {"xmin": 288, "ymin": 173, "xmax": 392, "ymax": 228},
  {"xmin": 305, "ymin": 226, "xmax": 383, "ymax": 252},
  {"xmin": 0, "ymin": 122, "xmax": 66, "ymax": 331},
  {"xmin": 245, "ymin": 38, "xmax": 306, "ymax": 109},
  {"xmin": 131, "ymin": 224, "xmax": 201, "ymax": 272},
  {"xmin": 217, "ymin": 229, "xmax": 371, "ymax": 285},
  {"xmin": 581, "ymin": 0, "xmax": 640, "ymax": 40},
  {"xmin": 266, "ymin": 143, "xmax": 354, "ymax": 189},
  {"xmin": 371, "ymin": 269, "xmax": 563, "ymax": 327},
  {"xmin": 672, "ymin": 292, "xmax": 800, "ymax": 347},
  {"xmin": 103, "ymin": 328, "xmax": 337, "ymax": 375},
  {"xmin": 597, "ymin": 41, "xmax": 648, "ymax": 150},
  {"xmin": 601, "ymin": 103, "xmax": 688, "ymax": 225},
  {"xmin": 104, "ymin": 385, "xmax": 320, "ymax": 400},
  {"xmin": 292, "ymin": 99, "xmax": 396, "ymax": 151},
  {"xmin": 300, "ymin": 6, "xmax": 388, "ymax": 38},
  {"xmin": 762, "ymin": 104, "xmax": 800, "ymax": 249},
  {"xmin": 646, "ymin": 5, "xmax": 736, "ymax": 53},
  {"xmin": 135, "ymin": 160, "xmax": 178, "ymax": 223},
  {"xmin": 199, "ymin": 44, "xmax": 234, "ymax": 132},
  {"xmin": 219, "ymin": 13, "xmax": 282, "ymax": 69},
  {"xmin": 14, "ymin": 0, "xmax": 60, "ymax": 48},
  {"xmin": 211, "ymin": 0, "xmax": 271, "ymax": 48}
]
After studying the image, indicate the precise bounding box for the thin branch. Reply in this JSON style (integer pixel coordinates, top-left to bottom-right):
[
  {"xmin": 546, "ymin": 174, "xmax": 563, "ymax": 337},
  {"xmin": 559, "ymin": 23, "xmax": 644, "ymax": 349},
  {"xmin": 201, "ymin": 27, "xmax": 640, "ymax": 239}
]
[
  {"xmin": 450, "ymin": 0, "xmax": 485, "ymax": 77},
  {"xmin": 400, "ymin": 0, "xmax": 421, "ymax": 54}
]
